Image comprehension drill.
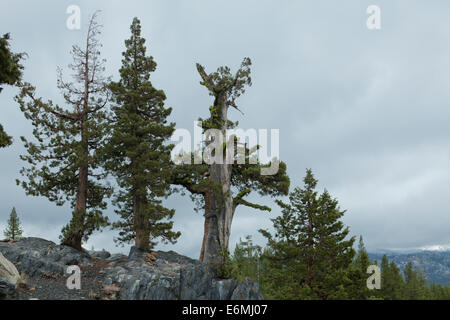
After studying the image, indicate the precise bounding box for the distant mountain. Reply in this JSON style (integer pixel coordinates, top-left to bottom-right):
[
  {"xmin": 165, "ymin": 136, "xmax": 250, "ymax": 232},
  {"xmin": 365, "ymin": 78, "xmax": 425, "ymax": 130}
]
[{"xmin": 369, "ymin": 250, "xmax": 450, "ymax": 285}]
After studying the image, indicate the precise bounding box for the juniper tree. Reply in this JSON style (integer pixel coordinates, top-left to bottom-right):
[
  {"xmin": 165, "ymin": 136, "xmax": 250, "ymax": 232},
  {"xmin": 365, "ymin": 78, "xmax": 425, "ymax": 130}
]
[
  {"xmin": 172, "ymin": 145, "xmax": 289, "ymax": 264},
  {"xmin": 0, "ymin": 33, "xmax": 24, "ymax": 148},
  {"xmin": 193, "ymin": 59, "xmax": 253, "ymax": 266},
  {"xmin": 103, "ymin": 18, "xmax": 179, "ymax": 251},
  {"xmin": 260, "ymin": 169, "xmax": 355, "ymax": 299},
  {"xmin": 4, "ymin": 207, "xmax": 23, "ymax": 240},
  {"xmin": 171, "ymin": 60, "xmax": 289, "ymax": 265},
  {"xmin": 15, "ymin": 12, "xmax": 111, "ymax": 251}
]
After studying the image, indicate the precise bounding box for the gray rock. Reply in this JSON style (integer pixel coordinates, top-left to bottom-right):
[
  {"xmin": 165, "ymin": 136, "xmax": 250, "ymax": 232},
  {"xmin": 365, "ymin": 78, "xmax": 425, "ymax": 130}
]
[
  {"xmin": 179, "ymin": 263, "xmax": 217, "ymax": 299},
  {"xmin": 0, "ymin": 237, "xmax": 265, "ymax": 300},
  {"xmin": 104, "ymin": 247, "xmax": 263, "ymax": 300},
  {"xmin": 0, "ymin": 252, "xmax": 21, "ymax": 285},
  {"xmin": 128, "ymin": 246, "xmax": 147, "ymax": 261},
  {"xmin": 0, "ymin": 237, "xmax": 91, "ymax": 277},
  {"xmin": 102, "ymin": 258, "xmax": 181, "ymax": 300},
  {"xmin": 213, "ymin": 279, "xmax": 238, "ymax": 300},
  {"xmin": 88, "ymin": 249, "xmax": 111, "ymax": 259},
  {"xmin": 107, "ymin": 253, "xmax": 127, "ymax": 261},
  {"xmin": 231, "ymin": 278, "xmax": 265, "ymax": 300},
  {"xmin": 156, "ymin": 250, "xmax": 202, "ymax": 266}
]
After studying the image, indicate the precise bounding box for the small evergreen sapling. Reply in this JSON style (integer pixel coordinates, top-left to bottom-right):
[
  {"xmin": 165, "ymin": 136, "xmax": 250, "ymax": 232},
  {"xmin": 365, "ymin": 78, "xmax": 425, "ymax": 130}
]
[{"xmin": 4, "ymin": 207, "xmax": 23, "ymax": 240}]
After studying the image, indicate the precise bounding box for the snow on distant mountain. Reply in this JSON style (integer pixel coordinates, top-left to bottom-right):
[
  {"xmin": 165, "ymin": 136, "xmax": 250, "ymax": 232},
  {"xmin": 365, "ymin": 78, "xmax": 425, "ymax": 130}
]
[
  {"xmin": 419, "ymin": 245, "xmax": 450, "ymax": 252},
  {"xmin": 369, "ymin": 249, "xmax": 450, "ymax": 285}
]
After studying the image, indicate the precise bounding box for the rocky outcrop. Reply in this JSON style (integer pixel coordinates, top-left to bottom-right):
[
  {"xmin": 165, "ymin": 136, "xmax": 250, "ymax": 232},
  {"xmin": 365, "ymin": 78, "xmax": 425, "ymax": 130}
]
[
  {"xmin": 88, "ymin": 249, "xmax": 111, "ymax": 260},
  {"xmin": 0, "ymin": 238, "xmax": 264, "ymax": 300},
  {"xmin": 103, "ymin": 246, "xmax": 263, "ymax": 300},
  {"xmin": 0, "ymin": 237, "xmax": 91, "ymax": 277},
  {"xmin": 231, "ymin": 279, "xmax": 264, "ymax": 300}
]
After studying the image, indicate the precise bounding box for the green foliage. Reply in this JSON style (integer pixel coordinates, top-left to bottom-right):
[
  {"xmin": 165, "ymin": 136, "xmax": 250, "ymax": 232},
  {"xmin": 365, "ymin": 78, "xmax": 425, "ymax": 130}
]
[
  {"xmin": 232, "ymin": 235, "xmax": 263, "ymax": 282},
  {"xmin": 0, "ymin": 33, "xmax": 24, "ymax": 148},
  {"xmin": 172, "ymin": 58, "xmax": 289, "ymax": 266},
  {"xmin": 3, "ymin": 207, "xmax": 23, "ymax": 240},
  {"xmin": 211, "ymin": 248, "xmax": 237, "ymax": 279},
  {"xmin": 0, "ymin": 33, "xmax": 23, "ymax": 91},
  {"xmin": 429, "ymin": 283, "xmax": 450, "ymax": 300},
  {"xmin": 354, "ymin": 236, "xmax": 370, "ymax": 271},
  {"xmin": 402, "ymin": 262, "xmax": 428, "ymax": 299},
  {"xmin": 349, "ymin": 236, "xmax": 372, "ymax": 299},
  {"xmin": 0, "ymin": 124, "xmax": 12, "ymax": 148},
  {"xmin": 233, "ymin": 229, "xmax": 450, "ymax": 300},
  {"xmin": 196, "ymin": 57, "xmax": 252, "ymax": 126},
  {"xmin": 377, "ymin": 255, "xmax": 404, "ymax": 300},
  {"xmin": 103, "ymin": 18, "xmax": 179, "ymax": 250},
  {"xmin": 258, "ymin": 169, "xmax": 356, "ymax": 300},
  {"xmin": 171, "ymin": 143, "xmax": 290, "ymax": 216}
]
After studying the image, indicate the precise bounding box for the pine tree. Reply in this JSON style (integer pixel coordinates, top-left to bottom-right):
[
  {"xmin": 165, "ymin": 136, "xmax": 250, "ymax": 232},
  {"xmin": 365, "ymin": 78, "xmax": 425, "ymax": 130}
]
[
  {"xmin": 403, "ymin": 262, "xmax": 428, "ymax": 300},
  {"xmin": 0, "ymin": 33, "xmax": 24, "ymax": 148},
  {"xmin": 4, "ymin": 207, "xmax": 23, "ymax": 240},
  {"xmin": 259, "ymin": 169, "xmax": 355, "ymax": 300},
  {"xmin": 354, "ymin": 236, "xmax": 370, "ymax": 271},
  {"xmin": 379, "ymin": 255, "xmax": 405, "ymax": 299},
  {"xmin": 15, "ymin": 12, "xmax": 111, "ymax": 250},
  {"xmin": 387, "ymin": 261, "xmax": 404, "ymax": 299},
  {"xmin": 349, "ymin": 236, "xmax": 372, "ymax": 299},
  {"xmin": 103, "ymin": 18, "xmax": 179, "ymax": 251}
]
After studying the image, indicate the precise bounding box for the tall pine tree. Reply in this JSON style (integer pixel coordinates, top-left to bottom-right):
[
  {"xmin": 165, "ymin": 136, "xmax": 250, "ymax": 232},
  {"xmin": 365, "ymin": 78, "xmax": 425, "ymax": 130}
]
[
  {"xmin": 260, "ymin": 169, "xmax": 355, "ymax": 299},
  {"xmin": 104, "ymin": 18, "xmax": 179, "ymax": 251},
  {"xmin": 3, "ymin": 207, "xmax": 23, "ymax": 240},
  {"xmin": 15, "ymin": 12, "xmax": 111, "ymax": 250}
]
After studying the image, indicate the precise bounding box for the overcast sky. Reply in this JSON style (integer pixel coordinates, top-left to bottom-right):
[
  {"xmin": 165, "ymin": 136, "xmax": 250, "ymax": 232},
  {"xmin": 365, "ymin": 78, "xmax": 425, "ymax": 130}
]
[{"xmin": 1, "ymin": 0, "xmax": 450, "ymax": 257}]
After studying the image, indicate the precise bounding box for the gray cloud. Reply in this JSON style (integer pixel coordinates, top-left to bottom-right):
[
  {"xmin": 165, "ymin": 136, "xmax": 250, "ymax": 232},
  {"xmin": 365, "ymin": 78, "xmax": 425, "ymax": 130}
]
[{"xmin": 1, "ymin": 0, "xmax": 450, "ymax": 257}]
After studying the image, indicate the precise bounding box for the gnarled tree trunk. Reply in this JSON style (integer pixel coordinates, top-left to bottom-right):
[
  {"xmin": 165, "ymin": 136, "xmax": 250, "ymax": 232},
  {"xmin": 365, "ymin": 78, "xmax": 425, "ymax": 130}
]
[{"xmin": 202, "ymin": 96, "xmax": 234, "ymax": 265}]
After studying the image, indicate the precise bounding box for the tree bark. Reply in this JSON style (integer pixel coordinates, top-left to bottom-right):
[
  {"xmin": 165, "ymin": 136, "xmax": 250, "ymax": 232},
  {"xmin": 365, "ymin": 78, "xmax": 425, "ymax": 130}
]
[
  {"xmin": 62, "ymin": 29, "xmax": 91, "ymax": 251},
  {"xmin": 62, "ymin": 116, "xmax": 88, "ymax": 251},
  {"xmin": 202, "ymin": 94, "xmax": 234, "ymax": 265},
  {"xmin": 199, "ymin": 191, "xmax": 211, "ymax": 261},
  {"xmin": 134, "ymin": 197, "xmax": 149, "ymax": 250}
]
